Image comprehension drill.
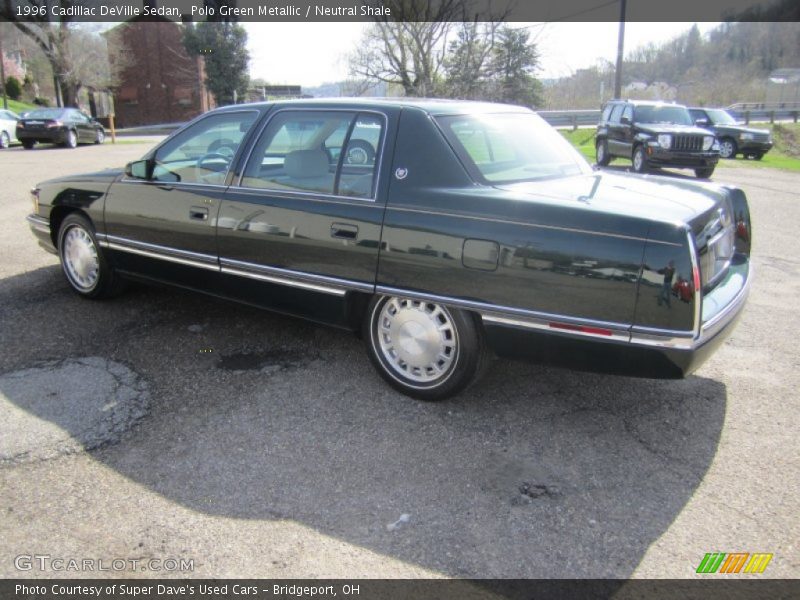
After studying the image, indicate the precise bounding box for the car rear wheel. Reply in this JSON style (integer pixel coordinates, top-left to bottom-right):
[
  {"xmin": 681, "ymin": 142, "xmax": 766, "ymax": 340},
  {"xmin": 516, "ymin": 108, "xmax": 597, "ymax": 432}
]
[
  {"xmin": 364, "ymin": 295, "xmax": 486, "ymax": 401},
  {"xmin": 22, "ymin": 140, "xmax": 35, "ymax": 150},
  {"xmin": 63, "ymin": 129, "xmax": 78, "ymax": 149},
  {"xmin": 596, "ymin": 139, "xmax": 610, "ymax": 166},
  {"xmin": 695, "ymin": 167, "xmax": 715, "ymax": 179},
  {"xmin": 57, "ymin": 213, "xmax": 123, "ymax": 299},
  {"xmin": 0, "ymin": 131, "xmax": 9, "ymax": 149},
  {"xmin": 719, "ymin": 138, "xmax": 737, "ymax": 159},
  {"xmin": 632, "ymin": 145, "xmax": 648, "ymax": 173}
]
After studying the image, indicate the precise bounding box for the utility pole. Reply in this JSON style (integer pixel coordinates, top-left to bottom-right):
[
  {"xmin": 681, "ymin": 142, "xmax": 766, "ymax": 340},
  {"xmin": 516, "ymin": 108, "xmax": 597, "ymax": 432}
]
[{"xmin": 614, "ymin": 0, "xmax": 627, "ymax": 99}]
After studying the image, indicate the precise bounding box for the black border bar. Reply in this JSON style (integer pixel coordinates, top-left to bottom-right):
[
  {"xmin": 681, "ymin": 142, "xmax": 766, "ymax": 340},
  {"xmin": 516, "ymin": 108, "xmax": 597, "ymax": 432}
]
[
  {"xmin": 3, "ymin": 579, "xmax": 800, "ymax": 600},
  {"xmin": 1, "ymin": 0, "xmax": 799, "ymax": 23}
]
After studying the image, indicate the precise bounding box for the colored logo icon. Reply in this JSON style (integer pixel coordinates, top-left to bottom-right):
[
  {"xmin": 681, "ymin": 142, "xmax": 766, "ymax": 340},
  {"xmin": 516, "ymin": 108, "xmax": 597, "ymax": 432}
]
[{"xmin": 696, "ymin": 552, "xmax": 773, "ymax": 574}]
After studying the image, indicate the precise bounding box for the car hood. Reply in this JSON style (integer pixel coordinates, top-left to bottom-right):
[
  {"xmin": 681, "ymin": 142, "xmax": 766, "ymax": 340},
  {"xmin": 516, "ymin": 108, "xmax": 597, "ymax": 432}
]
[
  {"xmin": 637, "ymin": 124, "xmax": 713, "ymax": 136},
  {"xmin": 39, "ymin": 168, "xmax": 124, "ymax": 187},
  {"xmin": 713, "ymin": 124, "xmax": 770, "ymax": 135},
  {"xmin": 496, "ymin": 171, "xmax": 722, "ymax": 226}
]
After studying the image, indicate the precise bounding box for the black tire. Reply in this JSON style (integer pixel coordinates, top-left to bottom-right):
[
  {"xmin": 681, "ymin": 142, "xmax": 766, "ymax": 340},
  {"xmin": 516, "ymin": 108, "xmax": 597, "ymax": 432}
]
[
  {"xmin": 695, "ymin": 167, "xmax": 715, "ymax": 179},
  {"xmin": 22, "ymin": 140, "xmax": 35, "ymax": 150},
  {"xmin": 63, "ymin": 129, "xmax": 78, "ymax": 149},
  {"xmin": 719, "ymin": 138, "xmax": 737, "ymax": 159},
  {"xmin": 57, "ymin": 213, "xmax": 123, "ymax": 299},
  {"xmin": 632, "ymin": 145, "xmax": 649, "ymax": 174},
  {"xmin": 0, "ymin": 131, "xmax": 9, "ymax": 149},
  {"xmin": 364, "ymin": 295, "xmax": 486, "ymax": 401},
  {"xmin": 596, "ymin": 139, "xmax": 610, "ymax": 166},
  {"xmin": 749, "ymin": 152, "xmax": 764, "ymax": 161},
  {"xmin": 95, "ymin": 129, "xmax": 105, "ymax": 144}
]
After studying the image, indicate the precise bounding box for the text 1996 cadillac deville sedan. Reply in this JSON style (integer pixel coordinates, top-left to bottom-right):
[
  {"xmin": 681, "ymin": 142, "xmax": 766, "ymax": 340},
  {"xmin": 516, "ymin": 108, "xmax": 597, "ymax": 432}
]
[{"xmin": 26, "ymin": 99, "xmax": 751, "ymax": 400}]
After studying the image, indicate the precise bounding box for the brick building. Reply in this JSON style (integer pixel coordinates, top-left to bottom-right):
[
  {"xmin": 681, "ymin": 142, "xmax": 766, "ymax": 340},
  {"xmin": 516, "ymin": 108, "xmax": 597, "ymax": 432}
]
[{"xmin": 110, "ymin": 20, "xmax": 214, "ymax": 128}]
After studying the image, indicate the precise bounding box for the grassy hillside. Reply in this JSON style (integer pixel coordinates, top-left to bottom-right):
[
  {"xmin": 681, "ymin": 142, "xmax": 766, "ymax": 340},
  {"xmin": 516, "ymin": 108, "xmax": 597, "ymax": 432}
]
[{"xmin": 3, "ymin": 99, "xmax": 38, "ymax": 114}]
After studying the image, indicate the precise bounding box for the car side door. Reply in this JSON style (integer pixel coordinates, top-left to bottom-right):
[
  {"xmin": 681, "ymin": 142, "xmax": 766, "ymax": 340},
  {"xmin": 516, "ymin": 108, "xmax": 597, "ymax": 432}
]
[
  {"xmin": 102, "ymin": 109, "xmax": 260, "ymax": 289},
  {"xmin": 618, "ymin": 104, "xmax": 636, "ymax": 158},
  {"xmin": 605, "ymin": 103, "xmax": 625, "ymax": 157},
  {"xmin": 215, "ymin": 108, "xmax": 396, "ymax": 322}
]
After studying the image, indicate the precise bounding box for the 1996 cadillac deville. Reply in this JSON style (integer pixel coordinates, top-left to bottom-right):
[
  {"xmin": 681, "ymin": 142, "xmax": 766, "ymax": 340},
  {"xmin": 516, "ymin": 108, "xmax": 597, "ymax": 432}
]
[{"xmin": 26, "ymin": 99, "xmax": 752, "ymax": 400}]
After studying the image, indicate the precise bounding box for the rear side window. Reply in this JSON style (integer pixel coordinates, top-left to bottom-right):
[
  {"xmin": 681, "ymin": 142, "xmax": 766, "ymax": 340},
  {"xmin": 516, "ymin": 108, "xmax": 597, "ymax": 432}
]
[
  {"xmin": 601, "ymin": 105, "xmax": 613, "ymax": 122},
  {"xmin": 608, "ymin": 104, "xmax": 624, "ymax": 124},
  {"xmin": 241, "ymin": 110, "xmax": 384, "ymax": 199}
]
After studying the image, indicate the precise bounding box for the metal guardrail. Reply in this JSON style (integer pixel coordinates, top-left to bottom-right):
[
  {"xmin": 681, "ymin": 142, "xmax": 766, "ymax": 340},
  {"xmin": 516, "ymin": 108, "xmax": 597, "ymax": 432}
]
[{"xmin": 537, "ymin": 105, "xmax": 800, "ymax": 129}]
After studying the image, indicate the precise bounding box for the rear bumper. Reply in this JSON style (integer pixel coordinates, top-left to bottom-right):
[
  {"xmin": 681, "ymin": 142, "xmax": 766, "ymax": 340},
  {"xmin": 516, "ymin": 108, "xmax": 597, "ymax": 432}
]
[
  {"xmin": 482, "ymin": 259, "xmax": 751, "ymax": 379},
  {"xmin": 738, "ymin": 140, "xmax": 772, "ymax": 155},
  {"xmin": 17, "ymin": 128, "xmax": 69, "ymax": 144}
]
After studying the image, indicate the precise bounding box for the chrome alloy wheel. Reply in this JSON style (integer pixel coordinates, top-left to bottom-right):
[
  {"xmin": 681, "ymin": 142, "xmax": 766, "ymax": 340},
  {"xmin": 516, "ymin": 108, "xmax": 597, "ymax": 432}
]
[
  {"xmin": 375, "ymin": 298, "xmax": 458, "ymax": 384},
  {"xmin": 62, "ymin": 226, "xmax": 100, "ymax": 291}
]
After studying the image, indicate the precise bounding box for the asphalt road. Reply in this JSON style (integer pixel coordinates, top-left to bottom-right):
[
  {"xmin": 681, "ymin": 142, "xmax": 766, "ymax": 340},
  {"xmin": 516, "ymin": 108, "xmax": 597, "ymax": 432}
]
[{"xmin": 0, "ymin": 142, "xmax": 797, "ymax": 581}]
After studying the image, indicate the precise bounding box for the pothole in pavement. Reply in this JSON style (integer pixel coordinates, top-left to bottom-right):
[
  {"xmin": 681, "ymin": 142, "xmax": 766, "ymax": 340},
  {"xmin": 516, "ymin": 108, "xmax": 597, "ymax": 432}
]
[{"xmin": 0, "ymin": 357, "xmax": 150, "ymax": 466}]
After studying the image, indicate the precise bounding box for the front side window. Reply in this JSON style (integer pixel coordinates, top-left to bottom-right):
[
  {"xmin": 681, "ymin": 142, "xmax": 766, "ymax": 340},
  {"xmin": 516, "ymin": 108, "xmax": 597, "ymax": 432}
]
[
  {"xmin": 705, "ymin": 109, "xmax": 737, "ymax": 125},
  {"xmin": 152, "ymin": 111, "xmax": 258, "ymax": 185},
  {"xmin": 241, "ymin": 110, "xmax": 384, "ymax": 198},
  {"xmin": 436, "ymin": 112, "xmax": 591, "ymax": 184},
  {"xmin": 621, "ymin": 105, "xmax": 633, "ymax": 122}
]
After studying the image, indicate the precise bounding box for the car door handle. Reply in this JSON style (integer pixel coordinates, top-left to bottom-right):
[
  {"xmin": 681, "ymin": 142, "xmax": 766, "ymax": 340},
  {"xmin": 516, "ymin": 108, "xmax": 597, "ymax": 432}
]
[
  {"xmin": 190, "ymin": 207, "xmax": 209, "ymax": 221},
  {"xmin": 331, "ymin": 222, "xmax": 358, "ymax": 240}
]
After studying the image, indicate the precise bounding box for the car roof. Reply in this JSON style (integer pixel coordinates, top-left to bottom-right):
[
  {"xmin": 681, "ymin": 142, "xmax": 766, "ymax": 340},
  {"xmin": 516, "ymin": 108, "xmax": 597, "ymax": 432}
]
[
  {"xmin": 608, "ymin": 100, "xmax": 688, "ymax": 108},
  {"xmin": 212, "ymin": 97, "xmax": 531, "ymax": 117}
]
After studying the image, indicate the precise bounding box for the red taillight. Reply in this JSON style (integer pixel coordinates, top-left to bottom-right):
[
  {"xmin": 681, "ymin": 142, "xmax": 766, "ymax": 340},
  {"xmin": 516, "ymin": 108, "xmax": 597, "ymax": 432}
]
[
  {"xmin": 692, "ymin": 264, "xmax": 701, "ymax": 293},
  {"xmin": 549, "ymin": 322, "xmax": 613, "ymax": 337}
]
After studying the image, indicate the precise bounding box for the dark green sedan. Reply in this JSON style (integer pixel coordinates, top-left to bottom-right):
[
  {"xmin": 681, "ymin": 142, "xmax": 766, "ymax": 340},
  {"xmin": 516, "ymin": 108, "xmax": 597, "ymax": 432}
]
[{"xmin": 26, "ymin": 99, "xmax": 752, "ymax": 400}]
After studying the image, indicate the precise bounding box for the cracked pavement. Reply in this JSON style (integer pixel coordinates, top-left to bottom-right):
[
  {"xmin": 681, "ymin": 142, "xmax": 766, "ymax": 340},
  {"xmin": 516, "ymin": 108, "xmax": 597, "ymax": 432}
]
[{"xmin": 0, "ymin": 143, "xmax": 797, "ymax": 579}]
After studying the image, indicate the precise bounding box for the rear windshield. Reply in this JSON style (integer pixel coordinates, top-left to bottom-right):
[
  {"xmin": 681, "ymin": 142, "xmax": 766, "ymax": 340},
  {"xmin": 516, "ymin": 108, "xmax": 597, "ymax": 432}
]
[
  {"xmin": 633, "ymin": 105, "xmax": 693, "ymax": 126},
  {"xmin": 23, "ymin": 109, "xmax": 66, "ymax": 120},
  {"xmin": 435, "ymin": 112, "xmax": 591, "ymax": 184}
]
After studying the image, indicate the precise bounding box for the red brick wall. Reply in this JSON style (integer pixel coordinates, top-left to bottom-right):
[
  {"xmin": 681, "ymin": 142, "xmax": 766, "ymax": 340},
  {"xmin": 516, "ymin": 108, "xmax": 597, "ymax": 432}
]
[{"xmin": 112, "ymin": 21, "xmax": 215, "ymax": 128}]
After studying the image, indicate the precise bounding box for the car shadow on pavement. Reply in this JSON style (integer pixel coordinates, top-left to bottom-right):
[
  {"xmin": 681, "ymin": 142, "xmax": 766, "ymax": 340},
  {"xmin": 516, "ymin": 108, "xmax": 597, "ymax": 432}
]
[{"xmin": 0, "ymin": 266, "xmax": 727, "ymax": 578}]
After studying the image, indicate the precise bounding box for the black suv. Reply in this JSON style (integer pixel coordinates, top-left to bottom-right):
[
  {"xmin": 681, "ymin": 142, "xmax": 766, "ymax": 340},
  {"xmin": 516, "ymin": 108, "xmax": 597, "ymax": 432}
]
[
  {"xmin": 688, "ymin": 107, "xmax": 773, "ymax": 160},
  {"xmin": 596, "ymin": 100, "xmax": 719, "ymax": 178}
]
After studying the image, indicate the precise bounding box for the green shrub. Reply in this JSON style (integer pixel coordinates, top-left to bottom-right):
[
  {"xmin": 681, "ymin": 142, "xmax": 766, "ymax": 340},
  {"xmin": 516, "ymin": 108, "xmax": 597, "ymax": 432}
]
[{"xmin": 5, "ymin": 76, "xmax": 22, "ymax": 101}]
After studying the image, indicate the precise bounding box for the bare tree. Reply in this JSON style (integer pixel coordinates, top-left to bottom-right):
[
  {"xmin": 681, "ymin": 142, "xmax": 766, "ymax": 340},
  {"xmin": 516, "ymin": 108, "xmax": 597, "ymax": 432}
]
[
  {"xmin": 3, "ymin": 2, "xmax": 131, "ymax": 106},
  {"xmin": 348, "ymin": 0, "xmax": 508, "ymax": 97}
]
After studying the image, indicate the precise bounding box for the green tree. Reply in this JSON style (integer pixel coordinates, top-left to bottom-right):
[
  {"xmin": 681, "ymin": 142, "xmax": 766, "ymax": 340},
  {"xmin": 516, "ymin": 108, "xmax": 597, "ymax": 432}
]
[
  {"xmin": 486, "ymin": 27, "xmax": 543, "ymax": 107},
  {"xmin": 183, "ymin": 22, "xmax": 249, "ymax": 106}
]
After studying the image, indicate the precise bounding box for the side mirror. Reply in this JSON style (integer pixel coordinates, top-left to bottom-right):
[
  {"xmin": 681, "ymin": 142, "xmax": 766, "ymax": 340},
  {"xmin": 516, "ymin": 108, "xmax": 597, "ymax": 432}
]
[
  {"xmin": 620, "ymin": 116, "xmax": 631, "ymax": 125},
  {"xmin": 695, "ymin": 118, "xmax": 709, "ymax": 126},
  {"xmin": 125, "ymin": 159, "xmax": 151, "ymax": 180}
]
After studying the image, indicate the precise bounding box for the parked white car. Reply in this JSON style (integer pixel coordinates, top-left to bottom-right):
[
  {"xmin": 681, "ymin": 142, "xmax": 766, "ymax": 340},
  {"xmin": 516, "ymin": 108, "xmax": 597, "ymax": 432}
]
[{"xmin": 0, "ymin": 109, "xmax": 20, "ymax": 149}]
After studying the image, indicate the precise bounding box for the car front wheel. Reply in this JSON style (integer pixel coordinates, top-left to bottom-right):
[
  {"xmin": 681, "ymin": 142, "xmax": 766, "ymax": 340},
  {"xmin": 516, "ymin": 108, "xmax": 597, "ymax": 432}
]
[
  {"xmin": 57, "ymin": 213, "xmax": 123, "ymax": 299},
  {"xmin": 22, "ymin": 140, "xmax": 35, "ymax": 149},
  {"xmin": 719, "ymin": 138, "xmax": 737, "ymax": 159},
  {"xmin": 95, "ymin": 129, "xmax": 105, "ymax": 144},
  {"xmin": 0, "ymin": 131, "xmax": 9, "ymax": 149},
  {"xmin": 364, "ymin": 295, "xmax": 486, "ymax": 400},
  {"xmin": 632, "ymin": 146, "xmax": 648, "ymax": 173}
]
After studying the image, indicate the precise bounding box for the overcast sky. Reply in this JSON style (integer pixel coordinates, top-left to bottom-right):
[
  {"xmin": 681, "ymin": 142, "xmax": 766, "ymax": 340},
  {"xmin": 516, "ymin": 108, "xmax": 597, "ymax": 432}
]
[{"xmin": 244, "ymin": 22, "xmax": 720, "ymax": 88}]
